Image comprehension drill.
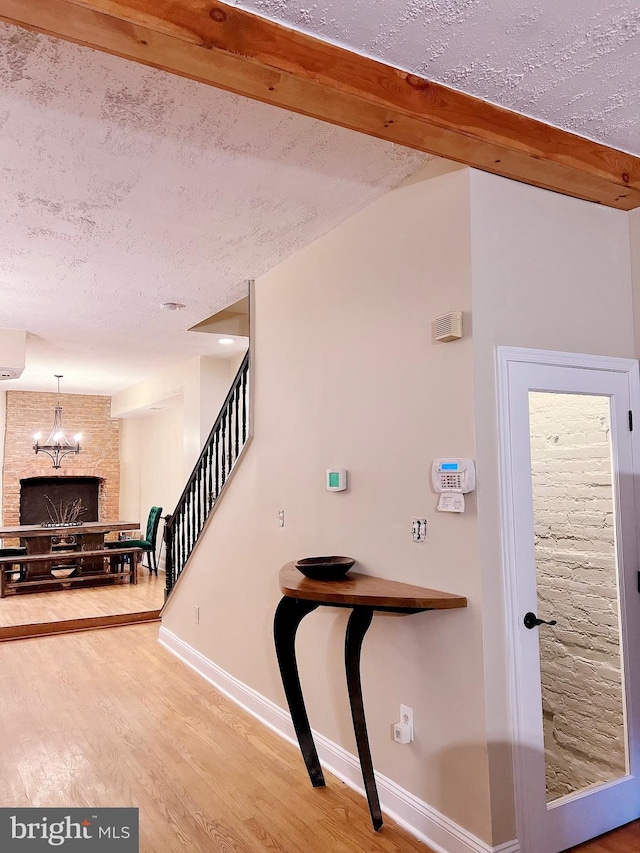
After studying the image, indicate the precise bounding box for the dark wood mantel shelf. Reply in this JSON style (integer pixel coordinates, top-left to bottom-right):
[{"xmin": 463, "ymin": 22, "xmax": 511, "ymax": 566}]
[{"xmin": 274, "ymin": 562, "xmax": 467, "ymax": 831}]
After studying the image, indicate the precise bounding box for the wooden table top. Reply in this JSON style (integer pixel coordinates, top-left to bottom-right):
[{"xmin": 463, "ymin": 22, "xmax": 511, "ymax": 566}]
[
  {"xmin": 279, "ymin": 563, "xmax": 467, "ymax": 611},
  {"xmin": 0, "ymin": 521, "xmax": 140, "ymax": 538}
]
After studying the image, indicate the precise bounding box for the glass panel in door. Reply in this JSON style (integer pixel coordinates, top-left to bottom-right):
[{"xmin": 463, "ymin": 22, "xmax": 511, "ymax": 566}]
[{"xmin": 528, "ymin": 391, "xmax": 627, "ymax": 804}]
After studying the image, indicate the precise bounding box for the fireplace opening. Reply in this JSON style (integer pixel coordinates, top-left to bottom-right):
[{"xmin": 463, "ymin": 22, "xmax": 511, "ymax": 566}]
[{"xmin": 20, "ymin": 477, "xmax": 101, "ymax": 526}]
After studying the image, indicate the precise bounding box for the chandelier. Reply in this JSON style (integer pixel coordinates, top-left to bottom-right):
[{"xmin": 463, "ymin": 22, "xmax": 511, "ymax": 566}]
[{"xmin": 33, "ymin": 375, "xmax": 81, "ymax": 469}]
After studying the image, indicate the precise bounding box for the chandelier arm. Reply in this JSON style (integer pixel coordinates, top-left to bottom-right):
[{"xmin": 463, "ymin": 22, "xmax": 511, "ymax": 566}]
[
  {"xmin": 56, "ymin": 446, "xmax": 81, "ymax": 464},
  {"xmin": 33, "ymin": 447, "xmax": 60, "ymax": 469}
]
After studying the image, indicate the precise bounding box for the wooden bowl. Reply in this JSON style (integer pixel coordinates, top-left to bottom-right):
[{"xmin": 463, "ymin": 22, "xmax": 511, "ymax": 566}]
[
  {"xmin": 295, "ymin": 556, "xmax": 355, "ymax": 581},
  {"xmin": 51, "ymin": 566, "xmax": 77, "ymax": 579}
]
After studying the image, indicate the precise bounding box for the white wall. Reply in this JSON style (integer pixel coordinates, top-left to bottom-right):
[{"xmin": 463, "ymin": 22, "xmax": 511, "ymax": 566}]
[
  {"xmin": 470, "ymin": 170, "xmax": 636, "ymax": 843},
  {"xmin": 116, "ymin": 354, "xmax": 246, "ymax": 527},
  {"xmin": 162, "ymin": 164, "xmax": 497, "ymax": 843},
  {"xmin": 119, "ymin": 406, "xmax": 184, "ymax": 532},
  {"xmin": 160, "ymin": 166, "xmax": 637, "ymax": 848},
  {"xmin": 183, "ymin": 355, "xmax": 242, "ymax": 477},
  {"xmin": 111, "ymin": 363, "xmax": 185, "ymax": 417}
]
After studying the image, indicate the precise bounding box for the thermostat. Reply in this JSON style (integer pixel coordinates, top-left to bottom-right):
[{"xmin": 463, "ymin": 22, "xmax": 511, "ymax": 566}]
[{"xmin": 326, "ymin": 468, "xmax": 347, "ymax": 491}]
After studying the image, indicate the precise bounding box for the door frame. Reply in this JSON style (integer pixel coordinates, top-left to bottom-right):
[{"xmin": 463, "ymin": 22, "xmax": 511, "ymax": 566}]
[{"xmin": 496, "ymin": 345, "xmax": 640, "ymax": 850}]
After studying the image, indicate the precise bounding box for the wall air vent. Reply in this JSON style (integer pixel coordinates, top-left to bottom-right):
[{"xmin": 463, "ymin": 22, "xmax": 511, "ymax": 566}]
[
  {"xmin": 0, "ymin": 329, "xmax": 27, "ymax": 379},
  {"xmin": 434, "ymin": 312, "xmax": 463, "ymax": 343}
]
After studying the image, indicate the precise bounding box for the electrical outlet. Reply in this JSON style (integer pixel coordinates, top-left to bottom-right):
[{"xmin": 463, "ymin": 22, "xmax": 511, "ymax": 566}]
[
  {"xmin": 400, "ymin": 704, "xmax": 414, "ymax": 741},
  {"xmin": 411, "ymin": 518, "xmax": 427, "ymax": 543},
  {"xmin": 278, "ymin": 509, "xmax": 285, "ymax": 528},
  {"xmin": 393, "ymin": 722, "xmax": 411, "ymax": 744},
  {"xmin": 194, "ymin": 605, "xmax": 199, "ymax": 624}
]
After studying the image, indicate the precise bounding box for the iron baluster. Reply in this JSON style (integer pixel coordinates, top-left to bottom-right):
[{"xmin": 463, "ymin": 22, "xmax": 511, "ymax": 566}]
[
  {"xmin": 200, "ymin": 463, "xmax": 205, "ymax": 535},
  {"xmin": 174, "ymin": 513, "xmax": 179, "ymax": 581},
  {"xmin": 162, "ymin": 351, "xmax": 249, "ymax": 598},
  {"xmin": 181, "ymin": 496, "xmax": 187, "ymax": 563},
  {"xmin": 202, "ymin": 447, "xmax": 207, "ymax": 525},
  {"xmin": 192, "ymin": 472, "xmax": 197, "ymax": 545},
  {"xmin": 215, "ymin": 429, "xmax": 220, "ymax": 502},
  {"xmin": 181, "ymin": 504, "xmax": 187, "ymax": 576},
  {"xmin": 191, "ymin": 483, "xmax": 196, "ymax": 554},
  {"xmin": 234, "ymin": 383, "xmax": 240, "ymax": 462},
  {"xmin": 241, "ymin": 367, "xmax": 247, "ymax": 443},
  {"xmin": 221, "ymin": 411, "xmax": 227, "ymax": 487},
  {"xmin": 207, "ymin": 443, "xmax": 214, "ymax": 511},
  {"xmin": 183, "ymin": 494, "xmax": 189, "ymax": 561},
  {"xmin": 227, "ymin": 406, "xmax": 233, "ymax": 476},
  {"xmin": 172, "ymin": 523, "xmax": 178, "ymax": 584},
  {"xmin": 164, "ymin": 517, "xmax": 174, "ymax": 597},
  {"xmin": 196, "ymin": 466, "xmax": 202, "ymax": 539}
]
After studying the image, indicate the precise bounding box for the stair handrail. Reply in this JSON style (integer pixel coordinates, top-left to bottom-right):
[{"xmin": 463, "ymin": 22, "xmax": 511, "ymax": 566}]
[{"xmin": 164, "ymin": 350, "xmax": 250, "ymax": 596}]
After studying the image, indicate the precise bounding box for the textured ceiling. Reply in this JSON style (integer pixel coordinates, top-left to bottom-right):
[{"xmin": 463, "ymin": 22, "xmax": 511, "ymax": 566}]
[
  {"xmin": 230, "ymin": 0, "xmax": 640, "ymax": 156},
  {"xmin": 0, "ymin": 22, "xmax": 430, "ymax": 395},
  {"xmin": 3, "ymin": 2, "xmax": 637, "ymax": 398}
]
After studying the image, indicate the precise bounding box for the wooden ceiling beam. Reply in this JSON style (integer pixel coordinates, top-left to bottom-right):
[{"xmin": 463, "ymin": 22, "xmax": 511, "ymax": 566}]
[{"xmin": 1, "ymin": 0, "xmax": 639, "ymax": 210}]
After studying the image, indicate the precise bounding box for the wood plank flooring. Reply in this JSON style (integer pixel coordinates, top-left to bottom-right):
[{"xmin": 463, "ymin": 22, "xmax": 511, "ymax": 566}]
[
  {"xmin": 2, "ymin": 621, "xmax": 636, "ymax": 851},
  {"xmin": 0, "ymin": 623, "xmax": 432, "ymax": 852},
  {"xmin": 567, "ymin": 821, "xmax": 640, "ymax": 852},
  {"xmin": 0, "ymin": 568, "xmax": 164, "ymax": 628}
]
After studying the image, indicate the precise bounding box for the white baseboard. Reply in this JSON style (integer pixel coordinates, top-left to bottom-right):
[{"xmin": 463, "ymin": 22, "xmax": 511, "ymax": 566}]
[{"xmin": 158, "ymin": 627, "xmax": 520, "ymax": 853}]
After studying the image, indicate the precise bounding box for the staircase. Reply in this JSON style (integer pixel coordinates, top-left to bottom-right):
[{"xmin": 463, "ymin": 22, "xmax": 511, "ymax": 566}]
[{"xmin": 164, "ymin": 351, "xmax": 250, "ymax": 598}]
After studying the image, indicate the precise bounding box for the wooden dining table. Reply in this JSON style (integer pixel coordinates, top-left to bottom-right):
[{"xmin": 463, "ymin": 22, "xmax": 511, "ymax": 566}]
[
  {"xmin": 0, "ymin": 521, "xmax": 142, "ymax": 594},
  {"xmin": 0, "ymin": 521, "xmax": 140, "ymax": 556}
]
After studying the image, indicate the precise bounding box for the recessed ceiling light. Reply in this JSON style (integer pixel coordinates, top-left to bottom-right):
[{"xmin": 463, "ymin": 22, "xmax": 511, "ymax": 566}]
[
  {"xmin": 218, "ymin": 338, "xmax": 234, "ymax": 345},
  {"xmin": 160, "ymin": 302, "xmax": 186, "ymax": 311}
]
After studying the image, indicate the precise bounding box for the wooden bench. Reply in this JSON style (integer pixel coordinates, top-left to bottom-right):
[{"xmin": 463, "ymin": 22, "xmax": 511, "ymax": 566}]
[{"xmin": 0, "ymin": 546, "xmax": 143, "ymax": 598}]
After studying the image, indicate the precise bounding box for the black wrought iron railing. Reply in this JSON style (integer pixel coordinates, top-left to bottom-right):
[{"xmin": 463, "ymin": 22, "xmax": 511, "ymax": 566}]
[{"xmin": 164, "ymin": 351, "xmax": 249, "ymax": 597}]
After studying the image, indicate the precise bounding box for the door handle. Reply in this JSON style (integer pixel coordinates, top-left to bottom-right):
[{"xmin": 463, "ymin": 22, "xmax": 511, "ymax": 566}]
[{"xmin": 523, "ymin": 611, "xmax": 557, "ymax": 630}]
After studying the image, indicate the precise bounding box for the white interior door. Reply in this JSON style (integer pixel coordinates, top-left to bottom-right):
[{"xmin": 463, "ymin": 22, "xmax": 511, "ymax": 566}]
[{"xmin": 498, "ymin": 348, "xmax": 640, "ymax": 853}]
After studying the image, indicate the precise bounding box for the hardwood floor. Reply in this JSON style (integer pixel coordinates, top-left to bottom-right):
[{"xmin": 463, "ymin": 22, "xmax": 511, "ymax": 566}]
[
  {"xmin": 1, "ymin": 622, "xmax": 638, "ymax": 851},
  {"xmin": 0, "ymin": 568, "xmax": 164, "ymax": 629},
  {"xmin": 567, "ymin": 821, "xmax": 640, "ymax": 852},
  {"xmin": 0, "ymin": 623, "xmax": 432, "ymax": 852}
]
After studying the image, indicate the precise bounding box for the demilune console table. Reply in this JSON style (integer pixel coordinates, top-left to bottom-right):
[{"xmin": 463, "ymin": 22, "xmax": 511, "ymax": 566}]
[{"xmin": 274, "ymin": 562, "xmax": 467, "ymax": 831}]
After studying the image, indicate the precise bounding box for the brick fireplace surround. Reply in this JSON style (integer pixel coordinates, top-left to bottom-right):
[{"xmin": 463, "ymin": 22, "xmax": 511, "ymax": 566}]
[{"xmin": 2, "ymin": 391, "xmax": 121, "ymax": 535}]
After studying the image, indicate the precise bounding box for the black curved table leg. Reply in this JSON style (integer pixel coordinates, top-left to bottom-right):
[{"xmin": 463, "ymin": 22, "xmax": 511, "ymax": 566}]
[
  {"xmin": 345, "ymin": 606, "xmax": 382, "ymax": 831},
  {"xmin": 274, "ymin": 596, "xmax": 325, "ymax": 787}
]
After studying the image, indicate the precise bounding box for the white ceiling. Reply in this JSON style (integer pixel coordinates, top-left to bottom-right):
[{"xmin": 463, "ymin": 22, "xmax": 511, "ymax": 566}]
[
  {"xmin": 1, "ymin": 3, "xmax": 637, "ymax": 398},
  {"xmin": 0, "ymin": 22, "xmax": 430, "ymax": 396},
  {"xmin": 232, "ymin": 0, "xmax": 640, "ymax": 156}
]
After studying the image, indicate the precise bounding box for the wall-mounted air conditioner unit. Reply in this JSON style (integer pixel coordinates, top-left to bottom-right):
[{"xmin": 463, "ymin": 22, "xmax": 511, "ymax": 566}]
[{"xmin": 0, "ymin": 330, "xmax": 27, "ymax": 380}]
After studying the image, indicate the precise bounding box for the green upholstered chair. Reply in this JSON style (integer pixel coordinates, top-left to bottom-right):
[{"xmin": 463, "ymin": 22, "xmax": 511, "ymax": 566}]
[{"xmin": 106, "ymin": 506, "xmax": 163, "ymax": 575}]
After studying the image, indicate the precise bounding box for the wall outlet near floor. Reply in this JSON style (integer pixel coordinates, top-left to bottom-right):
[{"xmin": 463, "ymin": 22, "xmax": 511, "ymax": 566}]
[
  {"xmin": 411, "ymin": 518, "xmax": 427, "ymax": 542},
  {"xmin": 400, "ymin": 704, "xmax": 414, "ymax": 741},
  {"xmin": 278, "ymin": 509, "xmax": 285, "ymax": 528},
  {"xmin": 393, "ymin": 722, "xmax": 411, "ymax": 744},
  {"xmin": 392, "ymin": 702, "xmax": 414, "ymax": 744},
  {"xmin": 194, "ymin": 605, "xmax": 199, "ymax": 624}
]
